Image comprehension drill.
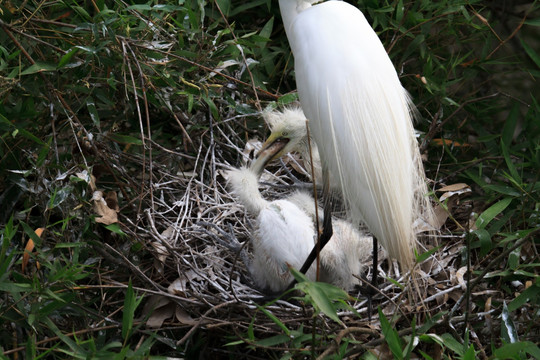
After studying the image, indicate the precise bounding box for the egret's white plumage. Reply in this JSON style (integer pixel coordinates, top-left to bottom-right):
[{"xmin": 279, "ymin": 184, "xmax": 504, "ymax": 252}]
[
  {"xmin": 227, "ymin": 167, "xmax": 316, "ymax": 292},
  {"xmin": 262, "ymin": 107, "xmax": 323, "ymax": 184},
  {"xmin": 227, "ymin": 148, "xmax": 373, "ymax": 291},
  {"xmin": 287, "ymin": 192, "xmax": 372, "ymax": 290},
  {"xmin": 278, "ymin": 1, "xmax": 433, "ymax": 268}
]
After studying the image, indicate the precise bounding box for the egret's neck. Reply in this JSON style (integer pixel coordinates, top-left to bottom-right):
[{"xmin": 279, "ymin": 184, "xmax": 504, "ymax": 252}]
[{"xmin": 278, "ymin": 0, "xmax": 313, "ymax": 37}]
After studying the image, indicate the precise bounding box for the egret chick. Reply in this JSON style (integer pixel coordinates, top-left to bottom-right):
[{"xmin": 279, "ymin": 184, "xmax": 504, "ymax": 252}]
[
  {"xmin": 287, "ymin": 192, "xmax": 372, "ymax": 290},
  {"xmin": 227, "ymin": 166, "xmax": 316, "ymax": 293}
]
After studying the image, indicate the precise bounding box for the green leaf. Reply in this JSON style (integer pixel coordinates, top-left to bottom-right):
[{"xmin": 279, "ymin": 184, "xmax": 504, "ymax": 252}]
[
  {"xmin": 472, "ymin": 229, "xmax": 492, "ymax": 257},
  {"xmin": 475, "ymin": 198, "xmax": 512, "ymax": 230},
  {"xmin": 416, "ymin": 245, "xmax": 440, "ymax": 263},
  {"xmin": 291, "ymin": 268, "xmax": 349, "ymax": 324},
  {"xmin": 502, "ymin": 103, "xmax": 519, "ymax": 147},
  {"xmin": 494, "ymin": 341, "xmax": 540, "ymax": 359},
  {"xmin": 109, "ymin": 134, "xmax": 144, "ymax": 145},
  {"xmin": 521, "ymin": 38, "xmax": 540, "ymax": 69},
  {"xmin": 256, "ymin": 305, "xmax": 290, "ymax": 336},
  {"xmin": 501, "ymin": 140, "xmax": 521, "ymax": 183},
  {"xmin": 379, "ymin": 308, "xmax": 403, "ymax": 360},
  {"xmin": 254, "ymin": 334, "xmax": 291, "ymax": 347},
  {"xmin": 122, "ymin": 280, "xmax": 136, "ymax": 340},
  {"xmin": 278, "ymin": 93, "xmax": 299, "ymax": 106},
  {"xmin": 508, "ymin": 283, "xmax": 540, "ymax": 312},
  {"xmin": 104, "ymin": 224, "xmax": 126, "ymax": 236},
  {"xmin": 0, "ymin": 282, "xmax": 32, "ymax": 292},
  {"xmin": 501, "ymin": 302, "xmax": 518, "ymax": 344},
  {"xmin": 58, "ymin": 48, "xmax": 80, "ymax": 69},
  {"xmin": 463, "ymin": 344, "xmax": 476, "ymax": 360},
  {"xmin": 20, "ymin": 62, "xmax": 57, "ymax": 75},
  {"xmin": 440, "ymin": 333, "xmax": 465, "ymax": 355},
  {"xmin": 215, "ymin": 0, "xmax": 231, "ymax": 16},
  {"xmin": 86, "ymin": 98, "xmax": 100, "ymax": 128}
]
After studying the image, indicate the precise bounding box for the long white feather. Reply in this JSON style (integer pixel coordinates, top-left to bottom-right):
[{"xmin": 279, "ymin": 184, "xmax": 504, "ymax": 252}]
[{"xmin": 279, "ymin": 0, "xmax": 433, "ymax": 268}]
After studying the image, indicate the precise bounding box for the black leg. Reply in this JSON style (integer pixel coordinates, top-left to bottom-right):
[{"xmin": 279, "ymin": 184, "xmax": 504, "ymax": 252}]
[
  {"xmin": 366, "ymin": 236, "xmax": 378, "ymax": 321},
  {"xmin": 286, "ymin": 175, "xmax": 333, "ymax": 290}
]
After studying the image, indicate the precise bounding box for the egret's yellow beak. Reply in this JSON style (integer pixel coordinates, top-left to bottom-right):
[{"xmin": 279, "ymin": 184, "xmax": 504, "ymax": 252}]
[{"xmin": 250, "ymin": 134, "xmax": 289, "ymax": 175}]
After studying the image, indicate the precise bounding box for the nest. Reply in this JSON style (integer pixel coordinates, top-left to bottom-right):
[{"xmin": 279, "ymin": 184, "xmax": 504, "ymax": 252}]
[{"xmin": 70, "ymin": 98, "xmax": 489, "ymax": 358}]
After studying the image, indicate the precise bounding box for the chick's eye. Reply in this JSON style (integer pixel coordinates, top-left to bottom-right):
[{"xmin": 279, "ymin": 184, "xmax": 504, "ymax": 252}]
[{"xmin": 282, "ymin": 132, "xmax": 288, "ymax": 137}]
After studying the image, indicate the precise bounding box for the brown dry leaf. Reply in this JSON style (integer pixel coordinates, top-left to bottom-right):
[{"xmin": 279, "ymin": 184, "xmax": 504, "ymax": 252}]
[
  {"xmin": 431, "ymin": 203, "xmax": 450, "ymax": 230},
  {"xmin": 432, "ymin": 138, "xmax": 471, "ymax": 147},
  {"xmin": 455, "ymin": 266, "xmax": 468, "ymax": 290},
  {"xmin": 92, "ymin": 191, "xmax": 118, "ymax": 225},
  {"xmin": 147, "ymin": 302, "xmax": 176, "ymax": 328},
  {"xmin": 438, "ymin": 183, "xmax": 470, "ymax": 193},
  {"xmin": 22, "ymin": 227, "xmax": 44, "ymax": 273},
  {"xmin": 141, "ymin": 295, "xmax": 175, "ymax": 329},
  {"xmin": 168, "ymin": 270, "xmax": 202, "ymax": 296},
  {"xmin": 151, "ymin": 226, "xmax": 175, "ymax": 274},
  {"xmin": 175, "ymin": 307, "xmax": 198, "ymax": 325}
]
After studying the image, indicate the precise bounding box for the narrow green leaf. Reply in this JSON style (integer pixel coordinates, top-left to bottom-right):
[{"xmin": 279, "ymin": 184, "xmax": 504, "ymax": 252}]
[
  {"xmin": 416, "ymin": 245, "xmax": 440, "ymax": 263},
  {"xmin": 20, "ymin": 62, "xmax": 57, "ymax": 75},
  {"xmin": 501, "ymin": 302, "xmax": 519, "ymax": 344},
  {"xmin": 494, "ymin": 341, "xmax": 540, "ymax": 359},
  {"xmin": 440, "ymin": 333, "xmax": 465, "ymax": 355},
  {"xmin": 257, "ymin": 305, "xmax": 290, "ymax": 336},
  {"xmin": 122, "ymin": 280, "xmax": 136, "ymax": 340},
  {"xmin": 254, "ymin": 334, "xmax": 291, "ymax": 347},
  {"xmin": 0, "ymin": 282, "xmax": 32, "ymax": 292},
  {"xmin": 502, "ymin": 103, "xmax": 519, "ymax": 147},
  {"xmin": 475, "ymin": 198, "xmax": 512, "ymax": 230},
  {"xmin": 501, "ymin": 140, "xmax": 521, "ymax": 183},
  {"xmin": 521, "ymin": 39, "xmax": 540, "ymax": 69},
  {"xmin": 472, "ymin": 229, "xmax": 492, "ymax": 257},
  {"xmin": 508, "ymin": 283, "xmax": 540, "ymax": 312},
  {"xmin": 58, "ymin": 48, "xmax": 80, "ymax": 69},
  {"xmin": 109, "ymin": 134, "xmax": 144, "ymax": 145},
  {"xmin": 86, "ymin": 98, "xmax": 100, "ymax": 128},
  {"xmin": 104, "ymin": 224, "xmax": 126, "ymax": 236},
  {"xmin": 379, "ymin": 308, "xmax": 403, "ymax": 360},
  {"xmin": 463, "ymin": 344, "xmax": 476, "ymax": 360}
]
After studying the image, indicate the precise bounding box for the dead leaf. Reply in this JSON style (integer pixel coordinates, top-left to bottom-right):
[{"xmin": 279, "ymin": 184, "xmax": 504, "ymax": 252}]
[
  {"xmin": 175, "ymin": 307, "xmax": 198, "ymax": 325},
  {"xmin": 22, "ymin": 227, "xmax": 44, "ymax": 273},
  {"xmin": 151, "ymin": 226, "xmax": 175, "ymax": 274},
  {"xmin": 431, "ymin": 203, "xmax": 451, "ymax": 230},
  {"xmin": 141, "ymin": 295, "xmax": 175, "ymax": 328},
  {"xmin": 432, "ymin": 138, "xmax": 471, "ymax": 147},
  {"xmin": 438, "ymin": 183, "xmax": 470, "ymax": 193},
  {"xmin": 455, "ymin": 266, "xmax": 468, "ymax": 290},
  {"xmin": 92, "ymin": 191, "xmax": 118, "ymax": 225},
  {"xmin": 168, "ymin": 270, "xmax": 202, "ymax": 296}
]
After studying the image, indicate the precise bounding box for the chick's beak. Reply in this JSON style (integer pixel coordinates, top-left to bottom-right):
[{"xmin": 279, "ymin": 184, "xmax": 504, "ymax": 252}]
[{"xmin": 250, "ymin": 136, "xmax": 289, "ymax": 175}]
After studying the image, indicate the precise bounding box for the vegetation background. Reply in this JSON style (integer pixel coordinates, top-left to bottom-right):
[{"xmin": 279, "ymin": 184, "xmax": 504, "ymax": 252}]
[{"xmin": 0, "ymin": 0, "xmax": 539, "ymax": 358}]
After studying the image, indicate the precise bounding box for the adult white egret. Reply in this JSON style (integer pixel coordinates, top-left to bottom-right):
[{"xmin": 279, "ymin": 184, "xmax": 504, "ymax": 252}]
[
  {"xmin": 227, "ymin": 142, "xmax": 372, "ymax": 292},
  {"xmin": 277, "ymin": 0, "xmax": 433, "ymax": 270}
]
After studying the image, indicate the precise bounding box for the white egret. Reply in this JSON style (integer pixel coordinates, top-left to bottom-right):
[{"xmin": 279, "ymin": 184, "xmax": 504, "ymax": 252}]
[
  {"xmin": 228, "ymin": 166, "xmax": 316, "ymax": 293},
  {"xmin": 227, "ymin": 141, "xmax": 373, "ymax": 292},
  {"xmin": 277, "ymin": 0, "xmax": 433, "ymax": 270}
]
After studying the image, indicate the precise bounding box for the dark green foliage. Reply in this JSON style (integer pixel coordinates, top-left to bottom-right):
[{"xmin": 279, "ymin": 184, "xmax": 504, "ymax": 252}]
[{"xmin": 0, "ymin": 0, "xmax": 539, "ymax": 358}]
